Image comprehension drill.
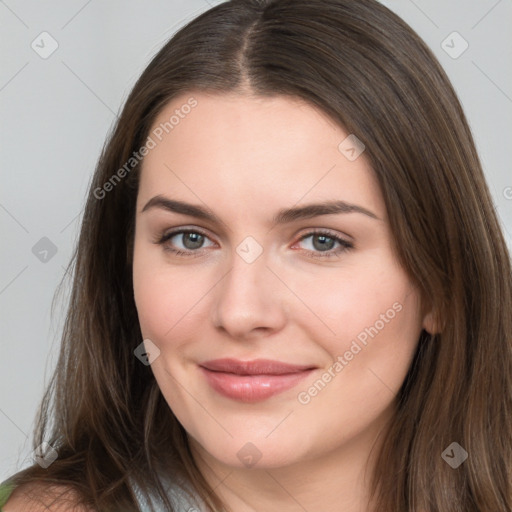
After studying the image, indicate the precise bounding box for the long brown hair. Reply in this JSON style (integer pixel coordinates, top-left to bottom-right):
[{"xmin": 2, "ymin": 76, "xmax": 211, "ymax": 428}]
[{"xmin": 7, "ymin": 0, "xmax": 512, "ymax": 510}]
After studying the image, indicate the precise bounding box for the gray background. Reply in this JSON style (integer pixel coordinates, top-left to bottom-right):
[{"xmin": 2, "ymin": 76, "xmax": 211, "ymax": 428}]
[{"xmin": 1, "ymin": 0, "xmax": 511, "ymax": 481}]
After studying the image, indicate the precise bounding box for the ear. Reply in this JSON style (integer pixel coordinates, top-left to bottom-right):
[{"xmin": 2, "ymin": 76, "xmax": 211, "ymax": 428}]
[
  {"xmin": 422, "ymin": 308, "xmax": 442, "ymax": 335},
  {"xmin": 419, "ymin": 289, "xmax": 444, "ymax": 335}
]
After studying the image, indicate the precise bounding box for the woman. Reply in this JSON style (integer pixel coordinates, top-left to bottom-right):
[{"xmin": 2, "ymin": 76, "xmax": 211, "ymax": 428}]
[{"xmin": 2, "ymin": 0, "xmax": 511, "ymax": 510}]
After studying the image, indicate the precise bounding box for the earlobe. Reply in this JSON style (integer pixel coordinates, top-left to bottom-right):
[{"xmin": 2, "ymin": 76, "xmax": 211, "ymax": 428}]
[{"xmin": 422, "ymin": 310, "xmax": 441, "ymax": 335}]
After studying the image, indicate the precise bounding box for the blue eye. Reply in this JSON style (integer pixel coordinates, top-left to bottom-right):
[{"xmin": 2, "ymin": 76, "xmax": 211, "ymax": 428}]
[
  {"xmin": 295, "ymin": 231, "xmax": 353, "ymax": 258},
  {"xmin": 156, "ymin": 229, "xmax": 215, "ymax": 255},
  {"xmin": 154, "ymin": 228, "xmax": 353, "ymax": 259}
]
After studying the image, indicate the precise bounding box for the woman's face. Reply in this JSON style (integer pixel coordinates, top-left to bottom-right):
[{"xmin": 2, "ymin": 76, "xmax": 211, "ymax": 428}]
[{"xmin": 133, "ymin": 91, "xmax": 432, "ymax": 470}]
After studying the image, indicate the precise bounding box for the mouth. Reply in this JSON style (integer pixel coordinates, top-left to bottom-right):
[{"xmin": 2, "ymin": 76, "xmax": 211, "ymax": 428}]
[{"xmin": 199, "ymin": 358, "xmax": 317, "ymax": 403}]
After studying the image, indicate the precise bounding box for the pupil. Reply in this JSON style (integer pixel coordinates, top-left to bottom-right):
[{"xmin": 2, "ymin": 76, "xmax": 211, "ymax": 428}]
[
  {"xmin": 313, "ymin": 235, "xmax": 334, "ymax": 251},
  {"xmin": 183, "ymin": 232, "xmax": 204, "ymax": 249}
]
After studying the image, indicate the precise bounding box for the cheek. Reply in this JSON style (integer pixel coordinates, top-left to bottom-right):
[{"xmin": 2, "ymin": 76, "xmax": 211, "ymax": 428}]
[
  {"xmin": 288, "ymin": 258, "xmax": 419, "ymax": 350},
  {"xmin": 133, "ymin": 240, "xmax": 175, "ymax": 342},
  {"xmin": 132, "ymin": 241, "xmax": 217, "ymax": 351},
  {"xmin": 325, "ymin": 277, "xmax": 421, "ymax": 397},
  {"xmin": 291, "ymin": 267, "xmax": 422, "ymax": 446},
  {"xmin": 289, "ymin": 259, "xmax": 423, "ymax": 412},
  {"xmin": 133, "ymin": 267, "xmax": 199, "ymax": 344}
]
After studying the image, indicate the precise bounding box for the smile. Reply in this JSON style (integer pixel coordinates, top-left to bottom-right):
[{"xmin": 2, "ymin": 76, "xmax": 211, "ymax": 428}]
[{"xmin": 199, "ymin": 358, "xmax": 316, "ymax": 402}]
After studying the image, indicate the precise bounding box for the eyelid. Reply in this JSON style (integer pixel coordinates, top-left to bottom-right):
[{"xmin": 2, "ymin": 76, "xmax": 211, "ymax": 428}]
[
  {"xmin": 158, "ymin": 225, "xmax": 214, "ymax": 239},
  {"xmin": 294, "ymin": 227, "xmax": 352, "ymax": 242},
  {"xmin": 293, "ymin": 228, "xmax": 354, "ymax": 247}
]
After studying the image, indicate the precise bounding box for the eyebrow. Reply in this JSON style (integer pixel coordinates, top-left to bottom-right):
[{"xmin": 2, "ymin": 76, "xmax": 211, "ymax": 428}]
[{"xmin": 141, "ymin": 195, "xmax": 379, "ymax": 224}]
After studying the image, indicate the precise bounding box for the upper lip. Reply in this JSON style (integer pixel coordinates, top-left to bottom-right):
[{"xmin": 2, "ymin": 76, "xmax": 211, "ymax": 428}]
[{"xmin": 200, "ymin": 358, "xmax": 316, "ymax": 375}]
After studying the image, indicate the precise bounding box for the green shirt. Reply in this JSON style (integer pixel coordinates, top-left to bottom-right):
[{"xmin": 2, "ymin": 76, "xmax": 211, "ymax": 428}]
[
  {"xmin": 0, "ymin": 481, "xmax": 16, "ymax": 510},
  {"xmin": 0, "ymin": 477, "xmax": 207, "ymax": 511}
]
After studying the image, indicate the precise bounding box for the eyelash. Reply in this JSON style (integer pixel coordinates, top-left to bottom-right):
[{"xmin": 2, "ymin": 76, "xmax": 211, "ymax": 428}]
[{"xmin": 154, "ymin": 228, "xmax": 354, "ymax": 259}]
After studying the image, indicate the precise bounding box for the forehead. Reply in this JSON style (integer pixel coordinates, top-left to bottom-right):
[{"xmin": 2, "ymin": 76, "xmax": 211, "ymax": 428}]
[
  {"xmin": 147, "ymin": 91, "xmax": 342, "ymax": 160},
  {"xmin": 138, "ymin": 92, "xmax": 385, "ymax": 220}
]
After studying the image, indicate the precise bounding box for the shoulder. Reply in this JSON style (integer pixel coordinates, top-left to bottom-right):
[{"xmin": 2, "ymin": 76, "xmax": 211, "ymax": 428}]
[{"xmin": 2, "ymin": 482, "xmax": 95, "ymax": 512}]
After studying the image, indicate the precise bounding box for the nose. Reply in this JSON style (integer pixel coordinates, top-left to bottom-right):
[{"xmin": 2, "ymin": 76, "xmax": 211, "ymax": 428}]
[{"xmin": 211, "ymin": 248, "xmax": 288, "ymax": 340}]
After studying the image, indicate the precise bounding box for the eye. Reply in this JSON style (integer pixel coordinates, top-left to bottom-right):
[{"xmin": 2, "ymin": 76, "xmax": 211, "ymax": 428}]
[
  {"xmin": 153, "ymin": 227, "xmax": 353, "ymax": 259},
  {"xmin": 293, "ymin": 230, "xmax": 353, "ymax": 259},
  {"xmin": 155, "ymin": 228, "xmax": 216, "ymax": 256}
]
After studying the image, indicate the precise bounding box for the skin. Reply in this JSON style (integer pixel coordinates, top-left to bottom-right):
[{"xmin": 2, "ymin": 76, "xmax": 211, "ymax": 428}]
[{"xmin": 132, "ymin": 91, "xmax": 435, "ymax": 512}]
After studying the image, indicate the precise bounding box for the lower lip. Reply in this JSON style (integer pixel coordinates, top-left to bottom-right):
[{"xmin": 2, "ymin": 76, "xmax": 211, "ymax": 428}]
[{"xmin": 199, "ymin": 367, "xmax": 314, "ymax": 402}]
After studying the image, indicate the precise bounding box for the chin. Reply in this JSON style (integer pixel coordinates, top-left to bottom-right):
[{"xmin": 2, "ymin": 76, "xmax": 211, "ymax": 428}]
[{"xmin": 192, "ymin": 432, "xmax": 310, "ymax": 471}]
